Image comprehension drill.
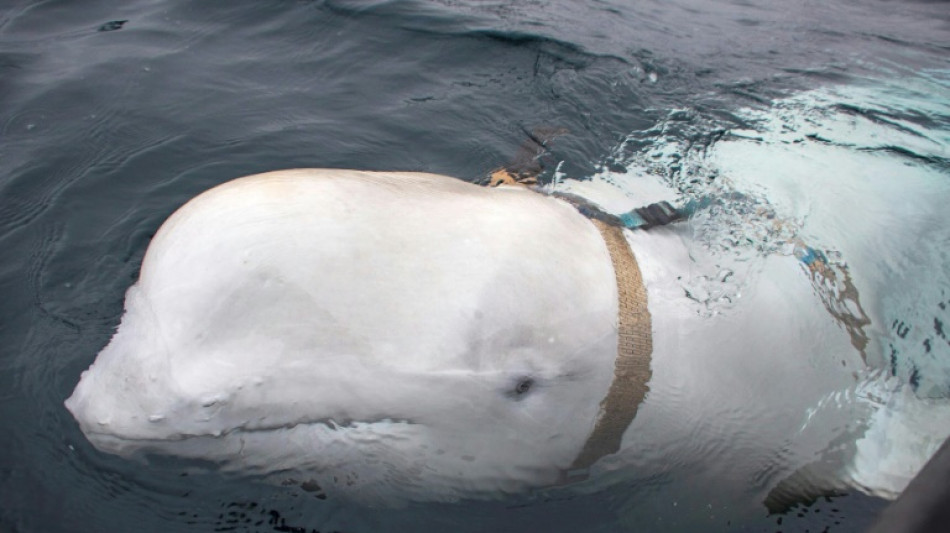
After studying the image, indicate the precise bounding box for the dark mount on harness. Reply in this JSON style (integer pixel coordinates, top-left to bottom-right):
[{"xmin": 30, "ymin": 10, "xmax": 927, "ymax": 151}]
[{"xmin": 547, "ymin": 191, "xmax": 685, "ymax": 231}]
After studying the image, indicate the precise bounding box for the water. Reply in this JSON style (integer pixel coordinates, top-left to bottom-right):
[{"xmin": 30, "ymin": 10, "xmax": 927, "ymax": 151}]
[{"xmin": 1, "ymin": 0, "xmax": 948, "ymax": 531}]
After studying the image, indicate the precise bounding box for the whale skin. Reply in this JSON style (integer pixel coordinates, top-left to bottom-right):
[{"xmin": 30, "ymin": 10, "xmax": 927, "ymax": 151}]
[{"xmin": 65, "ymin": 168, "xmax": 926, "ymax": 506}]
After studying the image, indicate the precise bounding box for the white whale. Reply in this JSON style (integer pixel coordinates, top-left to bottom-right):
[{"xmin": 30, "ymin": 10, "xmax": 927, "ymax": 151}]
[{"xmin": 64, "ymin": 166, "xmax": 945, "ymax": 507}]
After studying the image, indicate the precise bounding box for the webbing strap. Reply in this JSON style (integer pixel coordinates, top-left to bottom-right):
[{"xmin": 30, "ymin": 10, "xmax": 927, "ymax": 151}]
[
  {"xmin": 565, "ymin": 219, "xmax": 654, "ymax": 478},
  {"xmin": 487, "ymin": 173, "xmax": 655, "ymax": 478}
]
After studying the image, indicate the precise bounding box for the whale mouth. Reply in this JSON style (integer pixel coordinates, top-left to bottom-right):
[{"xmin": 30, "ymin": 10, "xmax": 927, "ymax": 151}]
[
  {"xmin": 80, "ymin": 416, "xmax": 421, "ymax": 465},
  {"xmin": 82, "ymin": 416, "xmax": 419, "ymax": 444}
]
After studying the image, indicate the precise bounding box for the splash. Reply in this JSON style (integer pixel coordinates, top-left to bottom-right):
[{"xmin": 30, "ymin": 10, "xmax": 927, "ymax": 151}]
[{"xmin": 578, "ymin": 73, "xmax": 950, "ymax": 396}]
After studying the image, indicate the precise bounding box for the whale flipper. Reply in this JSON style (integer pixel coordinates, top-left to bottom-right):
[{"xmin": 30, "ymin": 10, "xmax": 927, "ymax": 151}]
[{"xmin": 764, "ymin": 462, "xmax": 851, "ymax": 515}]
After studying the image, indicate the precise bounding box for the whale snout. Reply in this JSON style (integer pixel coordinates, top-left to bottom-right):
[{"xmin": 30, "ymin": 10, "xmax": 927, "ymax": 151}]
[
  {"xmin": 65, "ymin": 309, "xmax": 186, "ymax": 451},
  {"xmin": 65, "ymin": 360, "xmax": 166, "ymax": 451}
]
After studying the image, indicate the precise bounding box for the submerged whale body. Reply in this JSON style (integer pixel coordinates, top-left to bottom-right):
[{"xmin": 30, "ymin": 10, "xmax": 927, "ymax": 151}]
[{"xmin": 65, "ymin": 168, "xmax": 936, "ymax": 506}]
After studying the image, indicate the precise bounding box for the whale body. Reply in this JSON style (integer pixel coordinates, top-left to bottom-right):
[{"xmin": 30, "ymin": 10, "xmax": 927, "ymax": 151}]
[{"xmin": 65, "ymin": 168, "xmax": 934, "ymax": 505}]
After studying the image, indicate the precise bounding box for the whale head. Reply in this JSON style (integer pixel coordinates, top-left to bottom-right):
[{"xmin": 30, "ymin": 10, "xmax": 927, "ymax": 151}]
[
  {"xmin": 65, "ymin": 287, "xmax": 619, "ymax": 503},
  {"xmin": 65, "ymin": 170, "xmax": 622, "ymax": 503}
]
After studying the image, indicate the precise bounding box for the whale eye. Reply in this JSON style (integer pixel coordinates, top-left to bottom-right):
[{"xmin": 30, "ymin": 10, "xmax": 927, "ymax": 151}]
[{"xmin": 512, "ymin": 377, "xmax": 534, "ymax": 397}]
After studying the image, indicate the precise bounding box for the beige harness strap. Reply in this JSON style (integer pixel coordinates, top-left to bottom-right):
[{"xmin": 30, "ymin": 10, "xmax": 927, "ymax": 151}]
[
  {"xmin": 566, "ymin": 219, "xmax": 654, "ymax": 478},
  {"xmin": 485, "ymin": 172, "xmax": 654, "ymax": 478}
]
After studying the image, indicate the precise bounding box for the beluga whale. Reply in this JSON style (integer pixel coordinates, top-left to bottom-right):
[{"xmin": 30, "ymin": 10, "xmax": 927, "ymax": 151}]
[{"xmin": 65, "ymin": 163, "xmax": 948, "ymax": 508}]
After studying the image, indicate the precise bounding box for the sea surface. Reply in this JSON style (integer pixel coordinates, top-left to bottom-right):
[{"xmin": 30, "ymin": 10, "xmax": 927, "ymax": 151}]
[{"xmin": 1, "ymin": 0, "xmax": 949, "ymax": 532}]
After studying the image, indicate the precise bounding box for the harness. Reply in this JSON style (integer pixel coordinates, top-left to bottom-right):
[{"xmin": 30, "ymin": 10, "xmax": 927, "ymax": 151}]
[
  {"xmin": 490, "ymin": 170, "xmax": 662, "ymax": 481},
  {"xmin": 565, "ymin": 218, "xmax": 653, "ymax": 480},
  {"xmin": 489, "ymin": 168, "xmax": 871, "ymax": 481}
]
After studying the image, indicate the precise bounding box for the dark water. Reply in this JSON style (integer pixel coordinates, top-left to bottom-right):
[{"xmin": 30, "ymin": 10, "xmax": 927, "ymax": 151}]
[{"xmin": 1, "ymin": 0, "xmax": 948, "ymax": 531}]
